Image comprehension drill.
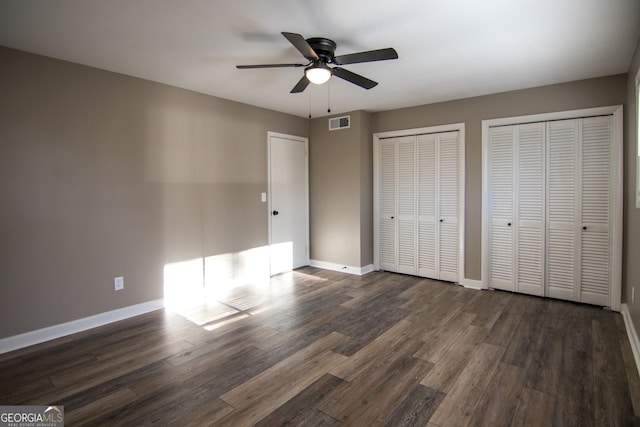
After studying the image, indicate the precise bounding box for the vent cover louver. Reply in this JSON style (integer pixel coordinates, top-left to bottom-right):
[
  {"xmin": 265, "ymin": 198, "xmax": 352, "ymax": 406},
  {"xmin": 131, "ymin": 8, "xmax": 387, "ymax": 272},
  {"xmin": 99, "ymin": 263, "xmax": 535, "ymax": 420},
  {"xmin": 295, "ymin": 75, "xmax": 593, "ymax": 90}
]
[{"xmin": 329, "ymin": 115, "xmax": 350, "ymax": 130}]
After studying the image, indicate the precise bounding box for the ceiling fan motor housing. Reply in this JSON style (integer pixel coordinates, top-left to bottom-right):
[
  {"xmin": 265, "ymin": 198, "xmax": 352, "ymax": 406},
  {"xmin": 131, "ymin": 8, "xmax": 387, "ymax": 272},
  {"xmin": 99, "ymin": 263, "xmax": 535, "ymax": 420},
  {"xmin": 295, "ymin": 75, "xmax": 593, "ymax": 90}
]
[{"xmin": 306, "ymin": 37, "xmax": 337, "ymax": 63}]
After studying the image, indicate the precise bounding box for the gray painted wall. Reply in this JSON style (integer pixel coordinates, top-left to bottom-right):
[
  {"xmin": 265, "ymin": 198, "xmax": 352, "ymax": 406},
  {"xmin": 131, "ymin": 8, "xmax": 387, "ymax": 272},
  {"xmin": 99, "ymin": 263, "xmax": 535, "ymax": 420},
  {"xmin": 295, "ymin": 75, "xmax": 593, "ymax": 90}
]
[{"xmin": 0, "ymin": 47, "xmax": 308, "ymax": 338}]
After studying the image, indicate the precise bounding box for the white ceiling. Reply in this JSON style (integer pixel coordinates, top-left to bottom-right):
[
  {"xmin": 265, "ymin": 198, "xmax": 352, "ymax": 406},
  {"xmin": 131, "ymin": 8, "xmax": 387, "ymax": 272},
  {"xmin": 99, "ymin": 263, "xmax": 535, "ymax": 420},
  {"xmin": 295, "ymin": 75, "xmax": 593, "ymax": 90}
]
[{"xmin": 0, "ymin": 0, "xmax": 638, "ymax": 118}]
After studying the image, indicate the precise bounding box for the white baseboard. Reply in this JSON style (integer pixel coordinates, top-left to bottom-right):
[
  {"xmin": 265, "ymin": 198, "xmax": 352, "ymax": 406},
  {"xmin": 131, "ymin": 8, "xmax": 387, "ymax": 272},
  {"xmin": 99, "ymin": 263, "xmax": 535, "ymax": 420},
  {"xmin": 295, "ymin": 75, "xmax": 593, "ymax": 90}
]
[
  {"xmin": 309, "ymin": 260, "xmax": 374, "ymax": 276},
  {"xmin": 0, "ymin": 299, "xmax": 165, "ymax": 355},
  {"xmin": 462, "ymin": 278, "xmax": 484, "ymax": 290},
  {"xmin": 621, "ymin": 303, "xmax": 640, "ymax": 380}
]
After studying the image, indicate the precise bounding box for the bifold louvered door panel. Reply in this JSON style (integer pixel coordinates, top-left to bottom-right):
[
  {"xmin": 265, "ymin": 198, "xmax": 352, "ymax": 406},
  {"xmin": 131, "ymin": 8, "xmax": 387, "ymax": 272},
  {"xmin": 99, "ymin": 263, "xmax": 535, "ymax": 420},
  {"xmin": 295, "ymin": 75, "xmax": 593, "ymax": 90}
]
[
  {"xmin": 487, "ymin": 114, "xmax": 615, "ymax": 306},
  {"xmin": 377, "ymin": 130, "xmax": 461, "ymax": 282},
  {"xmin": 547, "ymin": 119, "xmax": 579, "ymax": 301},
  {"xmin": 397, "ymin": 137, "xmax": 417, "ymax": 275},
  {"xmin": 437, "ymin": 132, "xmax": 461, "ymax": 282},
  {"xmin": 417, "ymin": 134, "xmax": 437, "ymax": 278},
  {"xmin": 516, "ymin": 123, "xmax": 545, "ymax": 296},
  {"xmin": 579, "ymin": 116, "xmax": 612, "ymax": 306},
  {"xmin": 488, "ymin": 126, "xmax": 515, "ymax": 291},
  {"xmin": 379, "ymin": 139, "xmax": 396, "ymax": 272}
]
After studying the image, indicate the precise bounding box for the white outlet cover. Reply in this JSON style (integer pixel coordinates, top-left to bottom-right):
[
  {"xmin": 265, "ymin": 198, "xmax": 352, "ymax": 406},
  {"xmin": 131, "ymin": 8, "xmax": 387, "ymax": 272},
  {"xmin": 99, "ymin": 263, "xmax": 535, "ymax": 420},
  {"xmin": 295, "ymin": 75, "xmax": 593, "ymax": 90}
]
[
  {"xmin": 114, "ymin": 276, "xmax": 124, "ymax": 291},
  {"xmin": 261, "ymin": 192, "xmax": 267, "ymax": 203}
]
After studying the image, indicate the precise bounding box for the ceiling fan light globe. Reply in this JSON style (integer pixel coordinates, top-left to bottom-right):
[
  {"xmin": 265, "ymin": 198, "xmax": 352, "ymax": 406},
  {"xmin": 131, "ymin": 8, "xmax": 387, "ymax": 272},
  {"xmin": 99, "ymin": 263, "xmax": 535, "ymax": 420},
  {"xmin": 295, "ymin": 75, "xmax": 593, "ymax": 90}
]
[{"xmin": 305, "ymin": 66, "xmax": 331, "ymax": 85}]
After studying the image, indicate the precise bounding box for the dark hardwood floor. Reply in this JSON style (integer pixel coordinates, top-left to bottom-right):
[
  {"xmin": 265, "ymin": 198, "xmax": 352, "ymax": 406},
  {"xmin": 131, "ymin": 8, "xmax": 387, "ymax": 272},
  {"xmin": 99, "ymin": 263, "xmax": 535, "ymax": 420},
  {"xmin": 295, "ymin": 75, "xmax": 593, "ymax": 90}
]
[{"xmin": 1, "ymin": 267, "xmax": 640, "ymax": 426}]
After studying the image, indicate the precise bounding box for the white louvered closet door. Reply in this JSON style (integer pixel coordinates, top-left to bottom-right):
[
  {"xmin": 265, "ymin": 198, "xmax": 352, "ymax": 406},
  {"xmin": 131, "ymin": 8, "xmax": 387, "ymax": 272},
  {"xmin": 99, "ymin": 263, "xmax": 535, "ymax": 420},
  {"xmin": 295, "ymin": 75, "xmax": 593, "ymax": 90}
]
[
  {"xmin": 377, "ymin": 129, "xmax": 462, "ymax": 282},
  {"xmin": 379, "ymin": 139, "xmax": 396, "ymax": 272},
  {"xmin": 396, "ymin": 136, "xmax": 417, "ymax": 275},
  {"xmin": 438, "ymin": 131, "xmax": 460, "ymax": 282},
  {"xmin": 516, "ymin": 123, "xmax": 545, "ymax": 296},
  {"xmin": 488, "ymin": 126, "xmax": 516, "ymax": 291},
  {"xmin": 546, "ymin": 119, "xmax": 579, "ymax": 301},
  {"xmin": 417, "ymin": 134, "xmax": 437, "ymax": 278},
  {"xmin": 580, "ymin": 116, "xmax": 612, "ymax": 306},
  {"xmin": 484, "ymin": 109, "xmax": 619, "ymax": 308}
]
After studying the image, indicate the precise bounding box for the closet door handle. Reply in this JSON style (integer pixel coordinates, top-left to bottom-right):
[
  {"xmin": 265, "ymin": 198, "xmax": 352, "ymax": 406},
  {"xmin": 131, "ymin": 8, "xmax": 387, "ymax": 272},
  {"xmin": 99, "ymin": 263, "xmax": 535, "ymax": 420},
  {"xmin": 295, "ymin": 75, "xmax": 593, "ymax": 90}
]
[
  {"xmin": 439, "ymin": 219, "xmax": 444, "ymax": 223},
  {"xmin": 507, "ymin": 222, "xmax": 512, "ymax": 226},
  {"xmin": 390, "ymin": 216, "xmax": 394, "ymax": 219},
  {"xmin": 272, "ymin": 210, "xmax": 279, "ymax": 216},
  {"xmin": 583, "ymin": 226, "xmax": 587, "ymax": 230}
]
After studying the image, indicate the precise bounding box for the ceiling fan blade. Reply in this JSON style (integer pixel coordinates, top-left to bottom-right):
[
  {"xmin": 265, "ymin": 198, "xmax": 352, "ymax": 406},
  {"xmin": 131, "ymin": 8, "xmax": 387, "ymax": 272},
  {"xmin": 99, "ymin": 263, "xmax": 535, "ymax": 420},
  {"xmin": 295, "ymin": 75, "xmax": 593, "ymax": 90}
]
[
  {"xmin": 332, "ymin": 67, "xmax": 378, "ymax": 89},
  {"xmin": 290, "ymin": 75, "xmax": 310, "ymax": 93},
  {"xmin": 334, "ymin": 48, "xmax": 398, "ymax": 65},
  {"xmin": 282, "ymin": 32, "xmax": 319, "ymax": 60},
  {"xmin": 236, "ymin": 63, "xmax": 306, "ymax": 69}
]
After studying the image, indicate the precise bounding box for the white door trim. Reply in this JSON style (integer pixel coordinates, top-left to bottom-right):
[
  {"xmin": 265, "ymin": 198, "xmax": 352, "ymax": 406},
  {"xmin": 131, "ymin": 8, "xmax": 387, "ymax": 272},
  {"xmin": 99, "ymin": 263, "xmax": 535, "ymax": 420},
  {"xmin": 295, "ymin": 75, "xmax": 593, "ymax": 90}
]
[
  {"xmin": 267, "ymin": 131, "xmax": 309, "ymax": 275},
  {"xmin": 373, "ymin": 122, "xmax": 465, "ymax": 284},
  {"xmin": 481, "ymin": 105, "xmax": 623, "ymax": 310}
]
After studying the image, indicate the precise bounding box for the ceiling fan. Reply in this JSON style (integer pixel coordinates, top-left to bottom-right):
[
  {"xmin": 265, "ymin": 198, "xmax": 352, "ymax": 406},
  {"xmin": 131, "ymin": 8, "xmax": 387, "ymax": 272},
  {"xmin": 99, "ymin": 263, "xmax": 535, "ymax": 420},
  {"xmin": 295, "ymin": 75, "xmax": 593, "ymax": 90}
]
[{"xmin": 236, "ymin": 32, "xmax": 398, "ymax": 93}]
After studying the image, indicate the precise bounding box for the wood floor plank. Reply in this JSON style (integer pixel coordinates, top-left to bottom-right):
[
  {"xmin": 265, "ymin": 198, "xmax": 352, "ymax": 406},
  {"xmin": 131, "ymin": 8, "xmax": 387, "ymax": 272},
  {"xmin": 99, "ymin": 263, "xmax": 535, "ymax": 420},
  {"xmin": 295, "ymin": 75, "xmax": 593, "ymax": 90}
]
[
  {"xmin": 414, "ymin": 317, "xmax": 486, "ymax": 365},
  {"xmin": 511, "ymin": 387, "xmax": 555, "ymax": 427},
  {"xmin": 469, "ymin": 362, "xmax": 525, "ymax": 427},
  {"xmin": 318, "ymin": 337, "xmax": 426, "ymax": 421},
  {"xmin": 217, "ymin": 332, "xmax": 348, "ymax": 426},
  {"xmin": 552, "ymin": 304, "xmax": 596, "ymax": 427},
  {"xmin": 523, "ymin": 325, "xmax": 562, "ymax": 394},
  {"xmin": 501, "ymin": 311, "xmax": 542, "ymax": 368},
  {"xmin": 329, "ymin": 319, "xmax": 416, "ymax": 381},
  {"xmin": 339, "ymin": 356, "xmax": 433, "ymax": 425},
  {"xmin": 419, "ymin": 324, "xmax": 488, "ymax": 392},
  {"xmin": 179, "ymin": 398, "xmax": 236, "ymax": 427},
  {"xmin": 64, "ymin": 387, "xmax": 138, "ymax": 426},
  {"xmin": 483, "ymin": 293, "xmax": 527, "ymax": 347},
  {"xmin": 428, "ymin": 342, "xmax": 505, "ymax": 427},
  {"xmin": 254, "ymin": 373, "xmax": 344, "ymax": 427},
  {"xmin": 465, "ymin": 289, "xmax": 512, "ymax": 329},
  {"xmin": 383, "ymin": 384, "xmax": 445, "ymax": 427}
]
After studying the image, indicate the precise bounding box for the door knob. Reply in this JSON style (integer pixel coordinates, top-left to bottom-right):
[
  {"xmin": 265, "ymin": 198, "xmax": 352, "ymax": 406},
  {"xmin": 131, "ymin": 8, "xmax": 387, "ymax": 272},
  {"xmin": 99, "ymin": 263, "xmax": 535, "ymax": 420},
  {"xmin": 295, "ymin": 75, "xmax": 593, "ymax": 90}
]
[
  {"xmin": 272, "ymin": 210, "xmax": 279, "ymax": 216},
  {"xmin": 507, "ymin": 222, "xmax": 512, "ymax": 226},
  {"xmin": 583, "ymin": 226, "xmax": 587, "ymax": 230},
  {"xmin": 439, "ymin": 219, "xmax": 444, "ymax": 223}
]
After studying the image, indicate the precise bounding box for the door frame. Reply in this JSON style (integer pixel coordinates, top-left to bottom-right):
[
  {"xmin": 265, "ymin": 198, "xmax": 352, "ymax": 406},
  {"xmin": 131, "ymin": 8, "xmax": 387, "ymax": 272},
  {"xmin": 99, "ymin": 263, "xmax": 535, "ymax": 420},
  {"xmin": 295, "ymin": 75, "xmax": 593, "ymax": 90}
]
[
  {"xmin": 267, "ymin": 131, "xmax": 310, "ymax": 275},
  {"xmin": 373, "ymin": 122, "xmax": 466, "ymax": 284},
  {"xmin": 481, "ymin": 105, "xmax": 623, "ymax": 310}
]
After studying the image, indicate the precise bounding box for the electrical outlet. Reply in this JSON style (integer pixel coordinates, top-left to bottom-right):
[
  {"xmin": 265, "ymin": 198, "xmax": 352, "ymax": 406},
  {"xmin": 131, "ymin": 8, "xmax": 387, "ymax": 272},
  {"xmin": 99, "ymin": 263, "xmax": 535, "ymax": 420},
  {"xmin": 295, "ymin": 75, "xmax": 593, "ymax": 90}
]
[{"xmin": 114, "ymin": 276, "xmax": 124, "ymax": 291}]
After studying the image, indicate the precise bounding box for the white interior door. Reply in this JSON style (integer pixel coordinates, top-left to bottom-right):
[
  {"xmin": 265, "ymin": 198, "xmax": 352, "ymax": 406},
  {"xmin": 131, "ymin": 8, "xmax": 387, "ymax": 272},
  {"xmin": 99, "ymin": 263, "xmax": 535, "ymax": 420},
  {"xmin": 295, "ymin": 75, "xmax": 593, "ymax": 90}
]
[{"xmin": 268, "ymin": 133, "xmax": 308, "ymax": 275}]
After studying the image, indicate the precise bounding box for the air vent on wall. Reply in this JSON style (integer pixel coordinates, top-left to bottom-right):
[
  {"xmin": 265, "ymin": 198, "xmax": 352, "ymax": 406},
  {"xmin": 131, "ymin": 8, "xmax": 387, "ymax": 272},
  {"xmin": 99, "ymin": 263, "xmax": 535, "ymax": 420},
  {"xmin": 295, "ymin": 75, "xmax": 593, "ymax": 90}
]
[{"xmin": 329, "ymin": 115, "xmax": 350, "ymax": 131}]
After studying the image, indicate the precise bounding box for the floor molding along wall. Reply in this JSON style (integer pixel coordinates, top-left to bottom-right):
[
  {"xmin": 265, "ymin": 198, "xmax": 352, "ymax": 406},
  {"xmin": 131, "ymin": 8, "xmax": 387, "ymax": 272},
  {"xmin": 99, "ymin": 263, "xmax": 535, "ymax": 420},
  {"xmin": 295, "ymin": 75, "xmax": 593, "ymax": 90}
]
[
  {"xmin": 462, "ymin": 278, "xmax": 484, "ymax": 290},
  {"xmin": 0, "ymin": 299, "xmax": 165, "ymax": 355},
  {"xmin": 621, "ymin": 304, "xmax": 640, "ymax": 379},
  {"xmin": 309, "ymin": 260, "xmax": 374, "ymax": 276}
]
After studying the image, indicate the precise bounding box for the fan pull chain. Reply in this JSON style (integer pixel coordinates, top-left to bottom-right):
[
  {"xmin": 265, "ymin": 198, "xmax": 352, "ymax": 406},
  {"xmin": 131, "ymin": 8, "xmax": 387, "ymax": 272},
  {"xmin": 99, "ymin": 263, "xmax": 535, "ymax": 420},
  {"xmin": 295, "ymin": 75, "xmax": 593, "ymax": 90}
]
[
  {"xmin": 308, "ymin": 88, "xmax": 312, "ymax": 118},
  {"xmin": 327, "ymin": 80, "xmax": 331, "ymax": 113}
]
